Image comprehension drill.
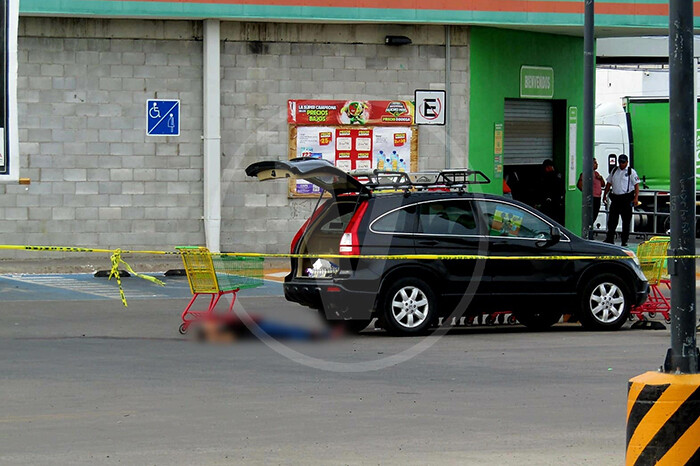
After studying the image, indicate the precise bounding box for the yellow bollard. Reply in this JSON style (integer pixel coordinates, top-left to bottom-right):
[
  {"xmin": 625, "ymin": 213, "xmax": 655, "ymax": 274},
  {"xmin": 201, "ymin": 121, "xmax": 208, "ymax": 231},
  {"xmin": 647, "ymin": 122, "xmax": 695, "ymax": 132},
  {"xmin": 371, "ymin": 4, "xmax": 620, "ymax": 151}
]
[{"xmin": 626, "ymin": 371, "xmax": 700, "ymax": 465}]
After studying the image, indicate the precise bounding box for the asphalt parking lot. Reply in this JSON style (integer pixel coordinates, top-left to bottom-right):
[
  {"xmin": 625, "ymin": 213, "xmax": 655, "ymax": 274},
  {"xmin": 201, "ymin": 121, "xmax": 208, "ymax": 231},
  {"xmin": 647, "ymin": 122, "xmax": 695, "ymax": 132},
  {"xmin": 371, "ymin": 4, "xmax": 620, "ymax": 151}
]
[{"xmin": 0, "ymin": 272, "xmax": 683, "ymax": 465}]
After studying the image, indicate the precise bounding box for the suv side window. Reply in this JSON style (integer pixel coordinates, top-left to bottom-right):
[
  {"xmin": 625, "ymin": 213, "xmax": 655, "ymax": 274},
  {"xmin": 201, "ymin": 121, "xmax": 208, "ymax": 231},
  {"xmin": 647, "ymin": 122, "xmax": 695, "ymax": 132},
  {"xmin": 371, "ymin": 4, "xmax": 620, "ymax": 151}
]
[
  {"xmin": 417, "ymin": 200, "xmax": 478, "ymax": 236},
  {"xmin": 477, "ymin": 201, "xmax": 551, "ymax": 239},
  {"xmin": 371, "ymin": 205, "xmax": 417, "ymax": 233}
]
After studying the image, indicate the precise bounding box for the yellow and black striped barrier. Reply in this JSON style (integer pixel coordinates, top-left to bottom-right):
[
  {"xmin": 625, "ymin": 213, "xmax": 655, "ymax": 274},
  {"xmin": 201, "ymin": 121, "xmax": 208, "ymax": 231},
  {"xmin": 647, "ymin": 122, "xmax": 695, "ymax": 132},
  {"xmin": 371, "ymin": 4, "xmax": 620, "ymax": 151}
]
[{"xmin": 626, "ymin": 371, "xmax": 700, "ymax": 465}]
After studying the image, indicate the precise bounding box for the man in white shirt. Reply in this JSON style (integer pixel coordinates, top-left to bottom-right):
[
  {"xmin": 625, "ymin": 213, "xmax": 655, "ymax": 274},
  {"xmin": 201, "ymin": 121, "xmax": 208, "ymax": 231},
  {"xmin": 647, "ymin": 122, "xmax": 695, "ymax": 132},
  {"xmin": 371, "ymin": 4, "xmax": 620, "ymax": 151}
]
[{"xmin": 602, "ymin": 154, "xmax": 640, "ymax": 247}]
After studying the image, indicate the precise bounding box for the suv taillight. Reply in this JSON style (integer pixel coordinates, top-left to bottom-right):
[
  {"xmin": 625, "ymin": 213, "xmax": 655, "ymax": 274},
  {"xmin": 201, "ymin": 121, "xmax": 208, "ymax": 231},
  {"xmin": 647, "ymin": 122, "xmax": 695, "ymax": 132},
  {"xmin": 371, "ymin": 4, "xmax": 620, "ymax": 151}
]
[{"xmin": 339, "ymin": 202, "xmax": 369, "ymax": 256}]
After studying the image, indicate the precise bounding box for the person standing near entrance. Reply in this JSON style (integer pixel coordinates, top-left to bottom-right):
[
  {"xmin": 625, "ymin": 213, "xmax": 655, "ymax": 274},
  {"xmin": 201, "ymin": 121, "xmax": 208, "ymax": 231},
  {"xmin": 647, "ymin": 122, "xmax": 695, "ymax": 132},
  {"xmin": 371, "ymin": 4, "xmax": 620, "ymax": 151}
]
[
  {"xmin": 537, "ymin": 159, "xmax": 564, "ymax": 223},
  {"xmin": 502, "ymin": 179, "xmax": 513, "ymax": 199},
  {"xmin": 602, "ymin": 154, "xmax": 640, "ymax": 246},
  {"xmin": 577, "ymin": 158, "xmax": 606, "ymax": 228}
]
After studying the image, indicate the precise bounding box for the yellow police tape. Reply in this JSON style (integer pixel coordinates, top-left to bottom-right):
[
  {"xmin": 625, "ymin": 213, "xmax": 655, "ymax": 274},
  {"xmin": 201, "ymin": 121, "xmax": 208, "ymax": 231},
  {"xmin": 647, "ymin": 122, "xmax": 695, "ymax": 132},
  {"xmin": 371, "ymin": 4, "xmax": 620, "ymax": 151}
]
[
  {"xmin": 3, "ymin": 243, "xmax": 697, "ymax": 261},
  {"xmin": 109, "ymin": 249, "xmax": 165, "ymax": 307},
  {"xmin": 1, "ymin": 243, "xmax": 698, "ymax": 307},
  {"xmin": 223, "ymin": 252, "xmax": 651, "ymax": 261}
]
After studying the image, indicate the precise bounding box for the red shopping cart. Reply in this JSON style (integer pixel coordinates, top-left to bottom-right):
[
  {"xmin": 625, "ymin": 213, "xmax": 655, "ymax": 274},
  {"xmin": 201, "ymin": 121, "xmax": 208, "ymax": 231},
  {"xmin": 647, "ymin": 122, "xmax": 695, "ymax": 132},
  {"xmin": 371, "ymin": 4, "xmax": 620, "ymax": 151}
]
[
  {"xmin": 630, "ymin": 236, "xmax": 671, "ymax": 324},
  {"xmin": 176, "ymin": 247, "xmax": 263, "ymax": 334}
]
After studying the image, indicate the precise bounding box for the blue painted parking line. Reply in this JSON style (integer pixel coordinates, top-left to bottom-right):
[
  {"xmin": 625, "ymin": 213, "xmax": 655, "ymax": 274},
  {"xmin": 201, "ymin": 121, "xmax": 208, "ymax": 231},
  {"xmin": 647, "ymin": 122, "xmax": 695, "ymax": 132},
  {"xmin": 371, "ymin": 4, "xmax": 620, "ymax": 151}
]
[
  {"xmin": 0, "ymin": 274, "xmax": 283, "ymax": 302},
  {"xmin": 1, "ymin": 275, "xmax": 100, "ymax": 302}
]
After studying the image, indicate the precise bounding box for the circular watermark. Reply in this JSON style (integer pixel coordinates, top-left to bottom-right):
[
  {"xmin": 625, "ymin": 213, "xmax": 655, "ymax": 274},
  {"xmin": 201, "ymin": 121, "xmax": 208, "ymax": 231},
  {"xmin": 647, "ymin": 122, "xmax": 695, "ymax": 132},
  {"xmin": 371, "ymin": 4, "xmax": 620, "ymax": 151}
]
[{"xmin": 220, "ymin": 103, "xmax": 493, "ymax": 372}]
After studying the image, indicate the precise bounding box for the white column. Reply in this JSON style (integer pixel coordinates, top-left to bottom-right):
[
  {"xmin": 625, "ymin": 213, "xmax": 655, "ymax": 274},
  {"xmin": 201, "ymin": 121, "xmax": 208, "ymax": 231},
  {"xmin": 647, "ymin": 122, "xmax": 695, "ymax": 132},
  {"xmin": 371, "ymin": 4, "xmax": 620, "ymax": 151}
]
[
  {"xmin": 695, "ymin": 57, "xmax": 699, "ymax": 182},
  {"xmin": 0, "ymin": 0, "xmax": 19, "ymax": 183},
  {"xmin": 445, "ymin": 25, "xmax": 451, "ymax": 169},
  {"xmin": 203, "ymin": 19, "xmax": 221, "ymax": 252}
]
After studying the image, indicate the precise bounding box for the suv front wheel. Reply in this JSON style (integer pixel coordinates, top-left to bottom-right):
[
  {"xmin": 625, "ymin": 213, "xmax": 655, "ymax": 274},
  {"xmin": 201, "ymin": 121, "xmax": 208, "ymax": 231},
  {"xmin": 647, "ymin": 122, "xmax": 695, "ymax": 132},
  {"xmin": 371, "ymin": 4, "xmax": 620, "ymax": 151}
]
[
  {"xmin": 578, "ymin": 273, "xmax": 631, "ymax": 331},
  {"xmin": 380, "ymin": 278, "xmax": 437, "ymax": 336}
]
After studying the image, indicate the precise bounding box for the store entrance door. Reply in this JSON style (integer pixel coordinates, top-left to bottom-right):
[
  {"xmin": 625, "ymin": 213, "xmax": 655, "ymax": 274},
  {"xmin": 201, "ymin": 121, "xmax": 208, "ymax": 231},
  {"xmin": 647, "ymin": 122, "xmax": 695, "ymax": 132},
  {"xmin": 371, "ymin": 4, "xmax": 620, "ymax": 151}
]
[{"xmin": 502, "ymin": 99, "xmax": 567, "ymax": 225}]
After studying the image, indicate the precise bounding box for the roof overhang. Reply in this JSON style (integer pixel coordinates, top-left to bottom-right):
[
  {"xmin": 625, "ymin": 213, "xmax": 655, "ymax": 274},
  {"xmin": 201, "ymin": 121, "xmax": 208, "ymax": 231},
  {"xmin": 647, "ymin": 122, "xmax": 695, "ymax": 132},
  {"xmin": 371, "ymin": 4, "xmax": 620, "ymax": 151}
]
[
  {"xmin": 597, "ymin": 36, "xmax": 700, "ymax": 64},
  {"xmin": 16, "ymin": 0, "xmax": 700, "ymax": 38}
]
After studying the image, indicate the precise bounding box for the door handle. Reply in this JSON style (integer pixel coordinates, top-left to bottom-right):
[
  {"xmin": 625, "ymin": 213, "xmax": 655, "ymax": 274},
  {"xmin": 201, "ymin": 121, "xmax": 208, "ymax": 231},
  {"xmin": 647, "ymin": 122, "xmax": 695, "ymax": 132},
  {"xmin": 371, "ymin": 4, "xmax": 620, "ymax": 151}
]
[{"xmin": 417, "ymin": 240, "xmax": 439, "ymax": 246}]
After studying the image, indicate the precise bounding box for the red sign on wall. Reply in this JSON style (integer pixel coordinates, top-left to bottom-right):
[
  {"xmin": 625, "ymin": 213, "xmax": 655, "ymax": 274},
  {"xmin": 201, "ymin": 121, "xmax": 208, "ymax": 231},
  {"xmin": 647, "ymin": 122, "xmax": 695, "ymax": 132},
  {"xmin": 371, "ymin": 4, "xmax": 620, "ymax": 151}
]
[{"xmin": 288, "ymin": 100, "xmax": 414, "ymax": 126}]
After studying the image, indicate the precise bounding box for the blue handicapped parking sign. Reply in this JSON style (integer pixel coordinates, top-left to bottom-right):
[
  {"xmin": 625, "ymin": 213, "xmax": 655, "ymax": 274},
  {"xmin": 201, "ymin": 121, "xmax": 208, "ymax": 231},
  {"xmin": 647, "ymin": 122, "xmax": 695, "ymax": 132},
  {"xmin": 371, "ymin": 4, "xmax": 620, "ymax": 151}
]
[{"xmin": 147, "ymin": 99, "xmax": 180, "ymax": 136}]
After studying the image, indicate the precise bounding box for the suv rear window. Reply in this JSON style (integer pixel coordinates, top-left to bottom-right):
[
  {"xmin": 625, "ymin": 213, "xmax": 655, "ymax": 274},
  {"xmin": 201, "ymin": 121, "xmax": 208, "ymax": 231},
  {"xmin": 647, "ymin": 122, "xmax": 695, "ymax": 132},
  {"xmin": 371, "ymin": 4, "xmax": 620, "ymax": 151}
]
[{"xmin": 417, "ymin": 200, "xmax": 478, "ymax": 236}]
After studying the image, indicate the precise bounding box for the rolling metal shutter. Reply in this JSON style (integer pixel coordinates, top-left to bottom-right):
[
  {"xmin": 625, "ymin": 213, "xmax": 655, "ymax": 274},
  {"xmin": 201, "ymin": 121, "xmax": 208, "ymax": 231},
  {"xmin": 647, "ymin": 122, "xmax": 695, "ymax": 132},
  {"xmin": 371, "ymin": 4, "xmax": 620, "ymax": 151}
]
[{"xmin": 503, "ymin": 99, "xmax": 553, "ymax": 165}]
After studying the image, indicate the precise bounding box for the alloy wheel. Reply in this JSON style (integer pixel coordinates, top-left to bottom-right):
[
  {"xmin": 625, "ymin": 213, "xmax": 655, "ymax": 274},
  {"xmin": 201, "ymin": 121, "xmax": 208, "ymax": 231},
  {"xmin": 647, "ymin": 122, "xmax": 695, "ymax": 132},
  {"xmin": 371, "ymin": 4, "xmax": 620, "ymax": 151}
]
[
  {"xmin": 391, "ymin": 286, "xmax": 429, "ymax": 329},
  {"xmin": 589, "ymin": 282, "xmax": 625, "ymax": 324}
]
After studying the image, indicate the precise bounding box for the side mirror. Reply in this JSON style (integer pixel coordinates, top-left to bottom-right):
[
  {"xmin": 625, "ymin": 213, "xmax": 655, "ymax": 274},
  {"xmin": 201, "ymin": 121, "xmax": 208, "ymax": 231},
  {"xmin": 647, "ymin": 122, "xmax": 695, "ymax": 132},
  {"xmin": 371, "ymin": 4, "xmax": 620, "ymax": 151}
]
[
  {"xmin": 550, "ymin": 226, "xmax": 562, "ymax": 244},
  {"xmin": 537, "ymin": 226, "xmax": 561, "ymax": 248}
]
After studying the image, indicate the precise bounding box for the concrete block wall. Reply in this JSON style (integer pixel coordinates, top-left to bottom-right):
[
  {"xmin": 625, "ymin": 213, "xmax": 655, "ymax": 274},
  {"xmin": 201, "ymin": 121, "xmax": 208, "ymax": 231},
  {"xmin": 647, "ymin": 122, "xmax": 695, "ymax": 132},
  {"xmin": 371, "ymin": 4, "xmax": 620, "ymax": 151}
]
[
  {"xmin": 1, "ymin": 18, "xmax": 205, "ymax": 252},
  {"xmin": 218, "ymin": 23, "xmax": 469, "ymax": 253},
  {"xmin": 2, "ymin": 18, "xmax": 469, "ymax": 255}
]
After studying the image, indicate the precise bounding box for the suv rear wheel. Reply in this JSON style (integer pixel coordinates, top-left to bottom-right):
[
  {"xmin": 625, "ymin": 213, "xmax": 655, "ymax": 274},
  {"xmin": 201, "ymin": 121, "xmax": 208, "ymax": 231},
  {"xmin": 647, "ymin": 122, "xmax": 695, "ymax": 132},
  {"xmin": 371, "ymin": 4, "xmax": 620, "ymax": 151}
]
[
  {"xmin": 380, "ymin": 278, "xmax": 436, "ymax": 336},
  {"xmin": 578, "ymin": 273, "xmax": 631, "ymax": 331}
]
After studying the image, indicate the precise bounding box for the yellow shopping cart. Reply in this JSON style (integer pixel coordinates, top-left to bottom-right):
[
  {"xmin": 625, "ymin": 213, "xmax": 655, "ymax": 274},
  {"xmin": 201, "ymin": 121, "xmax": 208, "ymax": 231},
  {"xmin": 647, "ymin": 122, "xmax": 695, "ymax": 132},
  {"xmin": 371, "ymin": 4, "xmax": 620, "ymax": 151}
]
[
  {"xmin": 176, "ymin": 247, "xmax": 263, "ymax": 334},
  {"xmin": 630, "ymin": 236, "xmax": 671, "ymax": 323}
]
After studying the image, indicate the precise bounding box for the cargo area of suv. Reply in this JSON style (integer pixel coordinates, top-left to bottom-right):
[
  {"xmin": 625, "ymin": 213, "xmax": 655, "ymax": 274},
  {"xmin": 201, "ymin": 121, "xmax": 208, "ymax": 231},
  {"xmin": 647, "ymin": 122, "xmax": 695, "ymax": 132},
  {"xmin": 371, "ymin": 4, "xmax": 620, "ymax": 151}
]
[
  {"xmin": 247, "ymin": 159, "xmax": 649, "ymax": 336},
  {"xmin": 292, "ymin": 199, "xmax": 358, "ymax": 278}
]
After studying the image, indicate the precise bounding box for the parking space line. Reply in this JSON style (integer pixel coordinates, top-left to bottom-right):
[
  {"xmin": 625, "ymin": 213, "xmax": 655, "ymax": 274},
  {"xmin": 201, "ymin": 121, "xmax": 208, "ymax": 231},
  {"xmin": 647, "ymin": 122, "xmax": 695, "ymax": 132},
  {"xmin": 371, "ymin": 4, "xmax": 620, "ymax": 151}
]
[
  {"xmin": 0, "ymin": 274, "xmax": 191, "ymax": 301},
  {"xmin": 0, "ymin": 273, "xmax": 284, "ymax": 302}
]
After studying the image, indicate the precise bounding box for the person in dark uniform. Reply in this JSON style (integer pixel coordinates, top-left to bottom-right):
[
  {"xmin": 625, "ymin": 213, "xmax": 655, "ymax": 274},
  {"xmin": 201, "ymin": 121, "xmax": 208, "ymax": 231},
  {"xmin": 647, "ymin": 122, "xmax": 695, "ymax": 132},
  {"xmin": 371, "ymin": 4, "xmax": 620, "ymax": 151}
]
[
  {"xmin": 602, "ymin": 154, "xmax": 640, "ymax": 247},
  {"xmin": 538, "ymin": 159, "xmax": 564, "ymax": 223}
]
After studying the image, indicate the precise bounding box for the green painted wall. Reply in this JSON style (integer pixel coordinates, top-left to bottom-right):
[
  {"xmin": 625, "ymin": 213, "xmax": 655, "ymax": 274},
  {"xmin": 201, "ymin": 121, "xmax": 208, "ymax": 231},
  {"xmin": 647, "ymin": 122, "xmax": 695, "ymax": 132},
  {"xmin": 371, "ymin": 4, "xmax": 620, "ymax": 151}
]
[
  {"xmin": 469, "ymin": 27, "xmax": 584, "ymax": 233},
  {"xmin": 626, "ymin": 99, "xmax": 700, "ymax": 190}
]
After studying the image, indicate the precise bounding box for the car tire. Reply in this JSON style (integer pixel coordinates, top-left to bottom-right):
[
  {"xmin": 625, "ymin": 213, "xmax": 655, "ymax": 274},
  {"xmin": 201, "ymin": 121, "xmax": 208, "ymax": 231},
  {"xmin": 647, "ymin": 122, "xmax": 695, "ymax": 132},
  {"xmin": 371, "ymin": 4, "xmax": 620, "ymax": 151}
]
[
  {"xmin": 380, "ymin": 278, "xmax": 437, "ymax": 336},
  {"xmin": 512, "ymin": 310, "xmax": 562, "ymax": 331},
  {"xmin": 578, "ymin": 273, "xmax": 631, "ymax": 331}
]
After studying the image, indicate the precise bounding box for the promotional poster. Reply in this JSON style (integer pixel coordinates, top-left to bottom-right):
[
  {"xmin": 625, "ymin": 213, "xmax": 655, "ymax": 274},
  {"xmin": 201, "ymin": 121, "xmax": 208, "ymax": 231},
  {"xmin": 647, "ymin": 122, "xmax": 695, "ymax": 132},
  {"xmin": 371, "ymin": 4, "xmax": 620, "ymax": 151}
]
[
  {"xmin": 288, "ymin": 100, "xmax": 414, "ymax": 126},
  {"xmin": 293, "ymin": 126, "xmax": 414, "ymax": 196}
]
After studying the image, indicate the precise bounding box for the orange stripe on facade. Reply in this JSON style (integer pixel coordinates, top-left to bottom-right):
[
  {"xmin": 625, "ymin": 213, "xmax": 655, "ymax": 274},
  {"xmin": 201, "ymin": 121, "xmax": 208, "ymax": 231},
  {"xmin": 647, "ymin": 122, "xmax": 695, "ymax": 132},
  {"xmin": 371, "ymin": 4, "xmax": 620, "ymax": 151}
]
[
  {"xmin": 113, "ymin": 0, "xmax": 678, "ymax": 17},
  {"xmin": 626, "ymin": 384, "xmax": 700, "ymax": 466},
  {"xmin": 655, "ymin": 416, "xmax": 700, "ymax": 466},
  {"xmin": 597, "ymin": 2, "xmax": 667, "ymax": 16}
]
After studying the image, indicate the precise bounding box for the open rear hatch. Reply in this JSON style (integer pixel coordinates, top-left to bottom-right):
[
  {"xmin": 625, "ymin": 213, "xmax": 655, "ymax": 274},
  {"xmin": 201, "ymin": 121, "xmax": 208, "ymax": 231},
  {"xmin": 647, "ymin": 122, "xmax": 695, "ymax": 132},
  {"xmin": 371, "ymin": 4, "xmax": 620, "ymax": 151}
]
[
  {"xmin": 246, "ymin": 159, "xmax": 368, "ymax": 278},
  {"xmin": 245, "ymin": 158, "xmax": 369, "ymax": 197}
]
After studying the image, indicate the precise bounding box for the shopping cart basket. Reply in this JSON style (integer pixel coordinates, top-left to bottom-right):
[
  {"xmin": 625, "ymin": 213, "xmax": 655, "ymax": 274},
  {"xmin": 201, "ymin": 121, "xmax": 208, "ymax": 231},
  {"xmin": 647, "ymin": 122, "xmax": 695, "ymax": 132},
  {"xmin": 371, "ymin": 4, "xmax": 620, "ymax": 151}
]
[
  {"xmin": 630, "ymin": 236, "xmax": 671, "ymax": 323},
  {"xmin": 176, "ymin": 247, "xmax": 264, "ymax": 334}
]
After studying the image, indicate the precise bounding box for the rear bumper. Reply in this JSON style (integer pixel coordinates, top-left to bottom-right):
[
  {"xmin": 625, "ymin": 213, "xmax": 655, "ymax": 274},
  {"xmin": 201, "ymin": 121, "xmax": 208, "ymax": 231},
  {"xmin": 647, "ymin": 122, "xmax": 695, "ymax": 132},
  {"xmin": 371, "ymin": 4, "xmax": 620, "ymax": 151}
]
[
  {"xmin": 284, "ymin": 280, "xmax": 324, "ymax": 309},
  {"xmin": 284, "ymin": 279, "xmax": 376, "ymax": 320}
]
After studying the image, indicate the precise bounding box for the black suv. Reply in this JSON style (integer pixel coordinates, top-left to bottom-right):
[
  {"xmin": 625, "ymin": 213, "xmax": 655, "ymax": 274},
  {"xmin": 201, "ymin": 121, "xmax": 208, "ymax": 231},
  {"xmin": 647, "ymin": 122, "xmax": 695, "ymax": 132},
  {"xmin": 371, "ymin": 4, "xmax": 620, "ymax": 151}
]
[{"xmin": 247, "ymin": 159, "xmax": 649, "ymax": 336}]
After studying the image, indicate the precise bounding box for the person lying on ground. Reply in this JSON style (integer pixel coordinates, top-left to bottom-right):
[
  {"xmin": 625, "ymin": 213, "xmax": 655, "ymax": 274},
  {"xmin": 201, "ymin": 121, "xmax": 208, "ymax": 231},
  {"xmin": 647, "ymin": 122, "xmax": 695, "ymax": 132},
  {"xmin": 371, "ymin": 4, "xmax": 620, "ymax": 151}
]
[{"xmin": 193, "ymin": 314, "xmax": 344, "ymax": 343}]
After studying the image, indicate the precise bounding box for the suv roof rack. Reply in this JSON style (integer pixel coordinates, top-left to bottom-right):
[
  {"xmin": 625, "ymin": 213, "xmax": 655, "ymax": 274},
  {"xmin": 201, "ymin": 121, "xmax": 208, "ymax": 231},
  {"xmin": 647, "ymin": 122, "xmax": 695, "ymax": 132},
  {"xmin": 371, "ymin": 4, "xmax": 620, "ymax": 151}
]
[
  {"xmin": 348, "ymin": 168, "xmax": 491, "ymax": 192},
  {"xmin": 349, "ymin": 170, "xmax": 413, "ymax": 190},
  {"xmin": 432, "ymin": 169, "xmax": 491, "ymax": 187}
]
